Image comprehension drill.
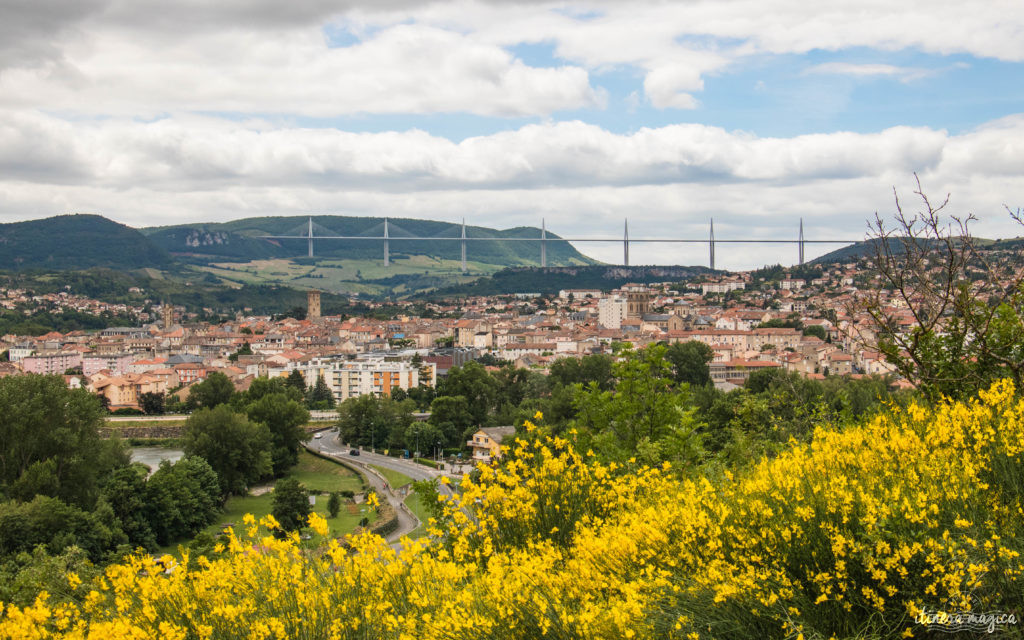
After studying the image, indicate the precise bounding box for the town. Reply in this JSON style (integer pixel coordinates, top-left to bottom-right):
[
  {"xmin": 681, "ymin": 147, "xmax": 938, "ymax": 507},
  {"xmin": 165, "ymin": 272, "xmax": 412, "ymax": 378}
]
[{"xmin": 1, "ymin": 258, "xmax": 915, "ymax": 411}]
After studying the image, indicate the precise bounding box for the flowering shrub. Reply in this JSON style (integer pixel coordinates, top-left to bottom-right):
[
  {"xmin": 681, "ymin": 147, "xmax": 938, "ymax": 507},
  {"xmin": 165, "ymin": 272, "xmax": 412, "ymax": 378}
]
[{"xmin": 3, "ymin": 383, "xmax": 1024, "ymax": 639}]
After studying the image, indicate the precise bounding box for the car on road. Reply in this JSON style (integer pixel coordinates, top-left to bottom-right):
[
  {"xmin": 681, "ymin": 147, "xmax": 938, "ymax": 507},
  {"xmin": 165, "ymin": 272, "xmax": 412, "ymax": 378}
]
[
  {"xmin": 314, "ymin": 433, "xmax": 322, "ymax": 439},
  {"xmin": 349, "ymin": 449, "xmax": 360, "ymax": 456}
]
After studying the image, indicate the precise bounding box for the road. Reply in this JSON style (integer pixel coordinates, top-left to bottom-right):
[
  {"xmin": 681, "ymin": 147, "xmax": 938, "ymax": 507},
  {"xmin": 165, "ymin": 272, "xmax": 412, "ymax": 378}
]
[
  {"xmin": 308, "ymin": 428, "xmax": 457, "ymax": 544},
  {"xmin": 106, "ymin": 411, "xmax": 338, "ymax": 422}
]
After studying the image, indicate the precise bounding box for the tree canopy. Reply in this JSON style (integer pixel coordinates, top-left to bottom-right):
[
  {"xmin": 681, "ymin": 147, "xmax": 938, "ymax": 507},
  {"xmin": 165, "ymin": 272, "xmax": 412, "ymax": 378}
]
[
  {"xmin": 182, "ymin": 406, "xmax": 272, "ymax": 497},
  {"xmin": 0, "ymin": 375, "xmax": 127, "ymax": 510}
]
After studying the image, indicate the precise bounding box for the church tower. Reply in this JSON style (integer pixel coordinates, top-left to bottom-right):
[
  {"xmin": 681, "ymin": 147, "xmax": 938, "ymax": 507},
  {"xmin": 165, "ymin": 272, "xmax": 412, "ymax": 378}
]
[
  {"xmin": 307, "ymin": 290, "xmax": 321, "ymax": 321},
  {"xmin": 162, "ymin": 301, "xmax": 174, "ymax": 330}
]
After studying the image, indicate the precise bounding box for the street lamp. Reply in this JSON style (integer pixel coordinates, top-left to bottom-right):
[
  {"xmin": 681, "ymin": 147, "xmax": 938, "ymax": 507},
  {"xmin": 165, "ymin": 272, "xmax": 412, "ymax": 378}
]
[{"xmin": 435, "ymin": 441, "xmax": 441, "ymax": 463}]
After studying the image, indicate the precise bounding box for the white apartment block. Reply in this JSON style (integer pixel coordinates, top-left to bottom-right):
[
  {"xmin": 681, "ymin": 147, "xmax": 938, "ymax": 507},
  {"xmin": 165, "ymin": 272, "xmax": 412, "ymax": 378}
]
[
  {"xmin": 597, "ymin": 296, "xmax": 628, "ymax": 329},
  {"xmin": 701, "ymin": 281, "xmax": 746, "ymax": 295},
  {"xmin": 283, "ymin": 358, "xmax": 437, "ymax": 403},
  {"xmin": 8, "ymin": 344, "xmax": 35, "ymax": 362},
  {"xmin": 328, "ymin": 360, "xmax": 436, "ymax": 402}
]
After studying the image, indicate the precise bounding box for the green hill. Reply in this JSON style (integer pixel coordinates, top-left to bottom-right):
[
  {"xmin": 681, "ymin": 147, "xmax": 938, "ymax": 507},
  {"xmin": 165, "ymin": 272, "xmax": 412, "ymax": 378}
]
[
  {"xmin": 0, "ymin": 215, "xmax": 172, "ymax": 270},
  {"xmin": 143, "ymin": 216, "xmax": 595, "ymax": 266},
  {"xmin": 809, "ymin": 235, "xmax": 1023, "ymax": 265}
]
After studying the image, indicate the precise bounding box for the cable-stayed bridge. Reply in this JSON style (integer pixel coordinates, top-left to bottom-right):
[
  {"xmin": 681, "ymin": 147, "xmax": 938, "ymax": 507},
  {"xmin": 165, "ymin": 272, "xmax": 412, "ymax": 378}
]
[{"xmin": 259, "ymin": 218, "xmax": 860, "ymax": 271}]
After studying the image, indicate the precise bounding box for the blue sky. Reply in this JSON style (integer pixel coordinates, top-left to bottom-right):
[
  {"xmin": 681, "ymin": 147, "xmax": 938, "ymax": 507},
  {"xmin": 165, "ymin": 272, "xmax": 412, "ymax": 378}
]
[
  {"xmin": 0, "ymin": 0, "xmax": 1022, "ymax": 269},
  {"xmin": 307, "ymin": 36, "xmax": 1023, "ymax": 141}
]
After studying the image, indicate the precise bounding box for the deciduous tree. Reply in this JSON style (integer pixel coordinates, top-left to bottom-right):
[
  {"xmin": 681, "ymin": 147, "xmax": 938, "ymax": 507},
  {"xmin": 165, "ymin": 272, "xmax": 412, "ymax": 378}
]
[{"xmin": 182, "ymin": 406, "xmax": 272, "ymax": 497}]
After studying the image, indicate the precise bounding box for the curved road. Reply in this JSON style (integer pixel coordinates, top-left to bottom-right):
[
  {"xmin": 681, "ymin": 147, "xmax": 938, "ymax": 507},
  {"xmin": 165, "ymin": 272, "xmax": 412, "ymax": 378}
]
[{"xmin": 307, "ymin": 429, "xmax": 457, "ymax": 544}]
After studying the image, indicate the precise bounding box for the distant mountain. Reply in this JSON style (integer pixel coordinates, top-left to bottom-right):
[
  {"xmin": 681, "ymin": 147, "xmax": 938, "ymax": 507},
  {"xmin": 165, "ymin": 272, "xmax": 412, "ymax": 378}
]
[
  {"xmin": 809, "ymin": 235, "xmax": 1024, "ymax": 265},
  {"xmin": 143, "ymin": 216, "xmax": 596, "ymax": 266},
  {"xmin": 0, "ymin": 214, "xmax": 172, "ymax": 270}
]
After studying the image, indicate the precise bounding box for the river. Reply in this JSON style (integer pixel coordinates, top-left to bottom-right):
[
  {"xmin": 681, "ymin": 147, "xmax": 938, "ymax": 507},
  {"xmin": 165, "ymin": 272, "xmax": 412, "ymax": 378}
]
[{"xmin": 130, "ymin": 447, "xmax": 184, "ymax": 475}]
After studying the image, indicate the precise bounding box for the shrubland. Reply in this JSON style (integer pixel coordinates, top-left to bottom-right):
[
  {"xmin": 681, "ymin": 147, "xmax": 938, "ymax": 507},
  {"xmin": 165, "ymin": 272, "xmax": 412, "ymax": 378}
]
[{"xmin": 3, "ymin": 380, "xmax": 1023, "ymax": 639}]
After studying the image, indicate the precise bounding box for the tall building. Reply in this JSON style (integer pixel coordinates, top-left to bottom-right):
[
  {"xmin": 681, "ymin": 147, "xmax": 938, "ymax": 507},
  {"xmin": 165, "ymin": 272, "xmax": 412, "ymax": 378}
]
[
  {"xmin": 162, "ymin": 301, "xmax": 174, "ymax": 331},
  {"xmin": 598, "ymin": 296, "xmax": 628, "ymax": 329},
  {"xmin": 307, "ymin": 290, "xmax": 321, "ymax": 321}
]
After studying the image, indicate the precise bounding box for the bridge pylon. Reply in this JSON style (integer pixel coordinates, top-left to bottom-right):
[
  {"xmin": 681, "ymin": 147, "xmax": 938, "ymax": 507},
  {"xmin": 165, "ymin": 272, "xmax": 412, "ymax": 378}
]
[
  {"xmin": 798, "ymin": 218, "xmax": 805, "ymax": 265},
  {"xmin": 709, "ymin": 218, "xmax": 715, "ymax": 271},
  {"xmin": 623, "ymin": 219, "xmax": 629, "ymax": 266},
  {"xmin": 540, "ymin": 218, "xmax": 547, "ymax": 268},
  {"xmin": 461, "ymin": 219, "xmax": 467, "ymax": 273}
]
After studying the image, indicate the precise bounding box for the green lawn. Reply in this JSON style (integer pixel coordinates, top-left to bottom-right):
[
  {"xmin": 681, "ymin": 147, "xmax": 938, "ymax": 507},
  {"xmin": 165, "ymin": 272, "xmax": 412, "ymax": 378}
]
[
  {"xmin": 370, "ymin": 464, "xmax": 414, "ymax": 489},
  {"xmin": 159, "ymin": 450, "xmax": 373, "ymax": 554},
  {"xmin": 291, "ymin": 451, "xmax": 365, "ymax": 493},
  {"xmin": 403, "ymin": 491, "xmax": 432, "ymax": 540}
]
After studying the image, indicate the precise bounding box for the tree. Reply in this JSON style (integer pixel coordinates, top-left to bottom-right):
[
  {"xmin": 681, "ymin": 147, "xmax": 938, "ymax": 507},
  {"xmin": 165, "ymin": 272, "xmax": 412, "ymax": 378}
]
[
  {"xmin": 100, "ymin": 467, "xmax": 156, "ymax": 549},
  {"xmin": 0, "ymin": 496, "xmax": 127, "ymax": 562},
  {"xmin": 802, "ymin": 325, "xmax": 828, "ymax": 341},
  {"xmin": 228, "ymin": 342, "xmax": 253, "ymax": 362},
  {"xmin": 664, "ymin": 341, "xmax": 714, "ymax": 387},
  {"xmin": 144, "ymin": 457, "xmax": 221, "ymax": 546},
  {"xmin": 548, "ymin": 354, "xmax": 615, "ymax": 391},
  {"xmin": 241, "ymin": 376, "xmax": 304, "ymax": 405},
  {"xmin": 327, "ymin": 492, "xmax": 341, "ymax": 518},
  {"xmin": 428, "ymin": 395, "xmax": 474, "ymax": 446},
  {"xmin": 572, "ymin": 345, "xmax": 703, "ymax": 468},
  {"xmin": 337, "ymin": 394, "xmax": 414, "ymax": 450},
  {"xmin": 271, "ymin": 478, "xmax": 310, "ymax": 532},
  {"xmin": 186, "ymin": 372, "xmax": 235, "ymax": 411},
  {"xmin": 286, "ymin": 369, "xmax": 306, "ymax": 393},
  {"xmin": 851, "ymin": 177, "xmax": 1024, "ymax": 399},
  {"xmin": 439, "ymin": 361, "xmax": 498, "ymax": 428},
  {"xmin": 245, "ymin": 392, "xmax": 310, "ymax": 476},
  {"xmin": 139, "ymin": 391, "xmax": 165, "ymax": 416},
  {"xmin": 0, "ymin": 545, "xmax": 102, "ymax": 609},
  {"xmin": 182, "ymin": 406, "xmax": 272, "ymax": 497},
  {"xmin": 405, "ymin": 421, "xmax": 445, "ymax": 458},
  {"xmin": 307, "ymin": 374, "xmax": 335, "ymax": 410},
  {"xmin": 0, "ymin": 374, "xmax": 128, "ymax": 510}
]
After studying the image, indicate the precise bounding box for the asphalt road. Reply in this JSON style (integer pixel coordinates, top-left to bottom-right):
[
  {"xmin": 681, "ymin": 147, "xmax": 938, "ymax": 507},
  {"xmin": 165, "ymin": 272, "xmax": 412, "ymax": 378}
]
[{"xmin": 307, "ymin": 428, "xmax": 457, "ymax": 544}]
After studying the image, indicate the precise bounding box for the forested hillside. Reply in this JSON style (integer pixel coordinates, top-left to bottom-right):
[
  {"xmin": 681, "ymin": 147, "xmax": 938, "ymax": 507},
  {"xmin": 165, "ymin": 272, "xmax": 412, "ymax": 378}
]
[{"xmin": 0, "ymin": 215, "xmax": 171, "ymax": 270}]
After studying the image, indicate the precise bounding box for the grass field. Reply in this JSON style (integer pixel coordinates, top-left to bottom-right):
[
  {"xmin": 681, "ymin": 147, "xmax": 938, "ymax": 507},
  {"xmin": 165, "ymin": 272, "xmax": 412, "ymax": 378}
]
[
  {"xmin": 403, "ymin": 491, "xmax": 432, "ymax": 540},
  {"xmin": 369, "ymin": 464, "xmax": 414, "ymax": 490},
  {"xmin": 160, "ymin": 450, "xmax": 372, "ymax": 554},
  {"xmin": 193, "ymin": 255, "xmax": 502, "ymax": 297}
]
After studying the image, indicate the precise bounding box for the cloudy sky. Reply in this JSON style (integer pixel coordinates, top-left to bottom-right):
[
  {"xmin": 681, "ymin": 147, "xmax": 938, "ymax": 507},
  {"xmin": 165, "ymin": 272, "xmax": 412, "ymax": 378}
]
[{"xmin": 1, "ymin": 0, "xmax": 1022, "ymax": 269}]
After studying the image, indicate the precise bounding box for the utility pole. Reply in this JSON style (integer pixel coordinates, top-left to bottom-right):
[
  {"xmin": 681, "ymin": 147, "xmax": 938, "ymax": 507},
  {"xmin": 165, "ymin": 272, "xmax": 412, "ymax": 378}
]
[{"xmin": 709, "ymin": 218, "xmax": 716, "ymax": 270}]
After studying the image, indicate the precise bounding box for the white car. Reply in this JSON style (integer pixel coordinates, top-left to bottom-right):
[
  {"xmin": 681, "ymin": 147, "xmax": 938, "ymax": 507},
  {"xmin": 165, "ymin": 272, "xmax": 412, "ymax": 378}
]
[{"xmin": 314, "ymin": 433, "xmax": 323, "ymax": 439}]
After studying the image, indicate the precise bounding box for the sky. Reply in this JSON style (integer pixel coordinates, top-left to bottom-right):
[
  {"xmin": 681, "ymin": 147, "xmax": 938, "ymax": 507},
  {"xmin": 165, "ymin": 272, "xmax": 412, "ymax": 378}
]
[{"xmin": 1, "ymin": 0, "xmax": 1022, "ymax": 270}]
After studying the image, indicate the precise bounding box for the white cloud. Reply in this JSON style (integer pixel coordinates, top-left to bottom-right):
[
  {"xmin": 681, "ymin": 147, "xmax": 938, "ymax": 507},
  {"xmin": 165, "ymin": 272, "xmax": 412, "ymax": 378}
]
[
  {"xmin": 0, "ymin": 112, "xmax": 954, "ymax": 190},
  {"xmin": 4, "ymin": 1, "xmax": 1021, "ymax": 117},
  {"xmin": 2, "ymin": 0, "xmax": 1023, "ymax": 270},
  {"xmin": 0, "ymin": 111, "xmax": 1021, "ymax": 269},
  {"xmin": 376, "ymin": 1, "xmax": 1024, "ymax": 109},
  {"xmin": 803, "ymin": 62, "xmax": 970, "ymax": 82},
  {"xmin": 0, "ymin": 21, "xmax": 600, "ymax": 118}
]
